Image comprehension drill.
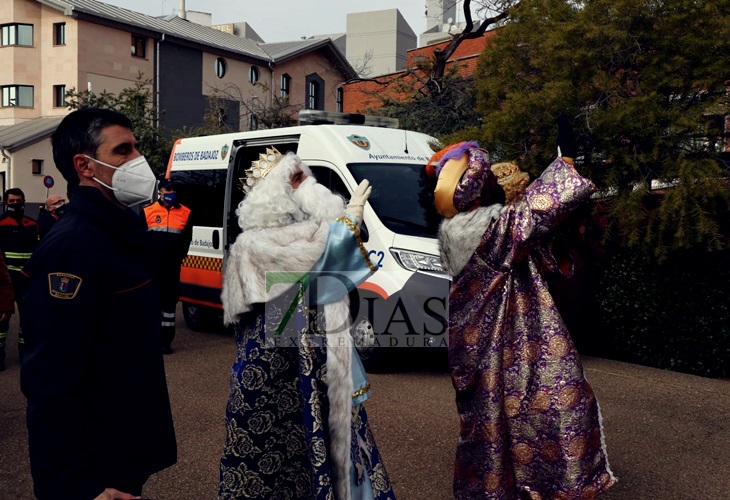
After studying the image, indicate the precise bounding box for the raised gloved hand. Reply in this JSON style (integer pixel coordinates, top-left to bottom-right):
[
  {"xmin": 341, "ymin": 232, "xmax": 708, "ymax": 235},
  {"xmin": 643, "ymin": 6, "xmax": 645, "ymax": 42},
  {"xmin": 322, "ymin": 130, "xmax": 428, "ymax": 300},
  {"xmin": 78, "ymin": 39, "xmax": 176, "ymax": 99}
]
[
  {"xmin": 346, "ymin": 179, "xmax": 372, "ymax": 226},
  {"xmin": 557, "ymin": 113, "xmax": 577, "ymax": 160}
]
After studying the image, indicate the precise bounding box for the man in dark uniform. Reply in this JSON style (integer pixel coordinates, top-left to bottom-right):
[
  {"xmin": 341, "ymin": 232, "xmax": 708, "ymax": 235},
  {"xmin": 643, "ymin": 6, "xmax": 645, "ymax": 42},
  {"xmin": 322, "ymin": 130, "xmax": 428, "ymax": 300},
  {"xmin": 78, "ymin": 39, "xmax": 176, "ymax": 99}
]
[
  {"xmin": 0, "ymin": 188, "xmax": 39, "ymax": 366},
  {"xmin": 20, "ymin": 108, "xmax": 177, "ymax": 500},
  {"xmin": 143, "ymin": 179, "xmax": 192, "ymax": 354}
]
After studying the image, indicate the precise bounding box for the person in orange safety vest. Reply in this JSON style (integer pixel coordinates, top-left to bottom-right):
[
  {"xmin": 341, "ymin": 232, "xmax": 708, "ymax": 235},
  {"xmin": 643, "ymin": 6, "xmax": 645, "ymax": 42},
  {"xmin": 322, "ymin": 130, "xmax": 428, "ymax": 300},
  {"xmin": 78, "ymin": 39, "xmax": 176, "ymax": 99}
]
[{"xmin": 143, "ymin": 179, "xmax": 192, "ymax": 354}]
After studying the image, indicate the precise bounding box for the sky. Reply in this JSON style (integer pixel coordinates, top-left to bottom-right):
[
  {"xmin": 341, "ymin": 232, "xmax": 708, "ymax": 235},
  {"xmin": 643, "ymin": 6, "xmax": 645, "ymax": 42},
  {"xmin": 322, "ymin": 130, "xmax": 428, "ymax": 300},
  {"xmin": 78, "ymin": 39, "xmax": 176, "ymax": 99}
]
[{"xmin": 100, "ymin": 0, "xmax": 472, "ymax": 43}]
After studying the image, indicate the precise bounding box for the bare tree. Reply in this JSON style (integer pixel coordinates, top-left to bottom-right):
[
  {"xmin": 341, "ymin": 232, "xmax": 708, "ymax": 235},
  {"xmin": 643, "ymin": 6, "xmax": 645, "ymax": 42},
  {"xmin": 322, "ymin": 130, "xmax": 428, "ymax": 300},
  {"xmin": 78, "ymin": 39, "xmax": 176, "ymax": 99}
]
[
  {"xmin": 429, "ymin": 1, "xmax": 516, "ymax": 90},
  {"xmin": 347, "ymin": 0, "xmax": 518, "ymax": 97},
  {"xmin": 205, "ymin": 82, "xmax": 298, "ymax": 131},
  {"xmin": 350, "ymin": 49, "xmax": 375, "ymax": 78},
  {"xmin": 342, "ymin": 1, "xmax": 519, "ymax": 137}
]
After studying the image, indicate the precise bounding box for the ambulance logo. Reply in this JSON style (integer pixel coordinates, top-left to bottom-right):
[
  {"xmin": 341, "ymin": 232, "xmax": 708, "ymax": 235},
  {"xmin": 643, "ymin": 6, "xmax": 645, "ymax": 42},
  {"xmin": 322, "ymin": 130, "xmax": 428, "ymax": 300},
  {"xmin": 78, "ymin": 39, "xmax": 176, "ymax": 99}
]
[
  {"xmin": 221, "ymin": 144, "xmax": 230, "ymax": 160},
  {"xmin": 347, "ymin": 135, "xmax": 370, "ymax": 150}
]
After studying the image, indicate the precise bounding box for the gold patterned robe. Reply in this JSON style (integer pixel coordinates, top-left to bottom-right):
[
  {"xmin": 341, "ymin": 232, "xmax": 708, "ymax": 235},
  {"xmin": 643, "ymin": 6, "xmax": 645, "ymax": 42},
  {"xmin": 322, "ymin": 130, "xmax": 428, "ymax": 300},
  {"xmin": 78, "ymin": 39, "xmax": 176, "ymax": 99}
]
[{"xmin": 439, "ymin": 158, "xmax": 617, "ymax": 499}]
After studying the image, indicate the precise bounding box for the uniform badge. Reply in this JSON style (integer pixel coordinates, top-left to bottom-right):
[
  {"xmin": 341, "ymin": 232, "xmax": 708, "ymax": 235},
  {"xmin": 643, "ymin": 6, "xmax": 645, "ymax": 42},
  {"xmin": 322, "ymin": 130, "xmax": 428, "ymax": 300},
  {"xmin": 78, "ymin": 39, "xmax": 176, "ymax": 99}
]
[
  {"xmin": 48, "ymin": 273, "xmax": 83, "ymax": 299},
  {"xmin": 155, "ymin": 215, "xmax": 162, "ymax": 223}
]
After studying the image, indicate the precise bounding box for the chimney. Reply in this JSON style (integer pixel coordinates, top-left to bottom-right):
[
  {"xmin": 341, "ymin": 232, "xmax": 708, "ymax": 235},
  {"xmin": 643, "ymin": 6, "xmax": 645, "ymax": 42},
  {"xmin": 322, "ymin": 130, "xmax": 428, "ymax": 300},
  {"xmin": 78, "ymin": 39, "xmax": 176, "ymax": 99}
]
[{"xmin": 179, "ymin": 0, "xmax": 186, "ymax": 19}]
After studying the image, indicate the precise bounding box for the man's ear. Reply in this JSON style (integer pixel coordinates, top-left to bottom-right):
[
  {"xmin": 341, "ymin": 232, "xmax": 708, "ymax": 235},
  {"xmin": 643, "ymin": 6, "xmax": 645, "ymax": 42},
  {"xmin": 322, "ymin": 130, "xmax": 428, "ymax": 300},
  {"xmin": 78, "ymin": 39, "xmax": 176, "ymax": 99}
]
[{"xmin": 73, "ymin": 154, "xmax": 94, "ymax": 179}]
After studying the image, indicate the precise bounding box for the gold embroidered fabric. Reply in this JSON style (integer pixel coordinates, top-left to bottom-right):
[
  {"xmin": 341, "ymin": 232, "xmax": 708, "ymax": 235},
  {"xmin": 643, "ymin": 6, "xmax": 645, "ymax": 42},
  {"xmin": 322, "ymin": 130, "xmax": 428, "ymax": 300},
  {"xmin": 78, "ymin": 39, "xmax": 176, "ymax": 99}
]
[
  {"xmin": 443, "ymin": 158, "xmax": 617, "ymax": 498},
  {"xmin": 337, "ymin": 215, "xmax": 377, "ymax": 272},
  {"xmin": 219, "ymin": 295, "xmax": 396, "ymax": 499},
  {"xmin": 352, "ymin": 384, "xmax": 372, "ymax": 399}
]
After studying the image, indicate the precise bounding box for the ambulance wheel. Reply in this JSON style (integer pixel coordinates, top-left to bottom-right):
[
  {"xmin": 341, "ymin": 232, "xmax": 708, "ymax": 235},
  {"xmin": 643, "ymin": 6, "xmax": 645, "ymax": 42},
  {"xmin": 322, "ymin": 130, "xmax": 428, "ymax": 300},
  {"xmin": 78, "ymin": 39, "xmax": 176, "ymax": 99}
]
[
  {"xmin": 182, "ymin": 301, "xmax": 216, "ymax": 332},
  {"xmin": 353, "ymin": 316, "xmax": 391, "ymax": 373}
]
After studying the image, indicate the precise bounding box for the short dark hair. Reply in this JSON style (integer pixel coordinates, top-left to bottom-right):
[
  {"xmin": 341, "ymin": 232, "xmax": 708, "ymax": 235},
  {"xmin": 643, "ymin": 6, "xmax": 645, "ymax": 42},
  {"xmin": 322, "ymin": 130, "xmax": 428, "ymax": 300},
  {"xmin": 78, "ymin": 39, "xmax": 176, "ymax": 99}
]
[
  {"xmin": 4, "ymin": 188, "xmax": 25, "ymax": 202},
  {"xmin": 52, "ymin": 108, "xmax": 134, "ymax": 186}
]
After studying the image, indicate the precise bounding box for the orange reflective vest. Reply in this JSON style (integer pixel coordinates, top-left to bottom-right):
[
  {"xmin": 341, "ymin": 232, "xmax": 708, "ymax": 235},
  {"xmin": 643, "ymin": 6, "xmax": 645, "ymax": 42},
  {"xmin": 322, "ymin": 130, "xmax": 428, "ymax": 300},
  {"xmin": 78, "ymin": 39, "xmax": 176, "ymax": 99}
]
[{"xmin": 143, "ymin": 202, "xmax": 191, "ymax": 234}]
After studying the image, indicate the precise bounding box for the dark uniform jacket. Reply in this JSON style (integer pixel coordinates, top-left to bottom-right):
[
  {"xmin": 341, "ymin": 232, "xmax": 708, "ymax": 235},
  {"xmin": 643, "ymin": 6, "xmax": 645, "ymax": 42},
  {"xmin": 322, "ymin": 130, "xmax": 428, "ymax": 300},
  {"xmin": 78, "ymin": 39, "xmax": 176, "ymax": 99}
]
[
  {"xmin": 20, "ymin": 186, "xmax": 177, "ymax": 499},
  {"xmin": 37, "ymin": 209, "xmax": 59, "ymax": 240},
  {"xmin": 0, "ymin": 212, "xmax": 39, "ymax": 273}
]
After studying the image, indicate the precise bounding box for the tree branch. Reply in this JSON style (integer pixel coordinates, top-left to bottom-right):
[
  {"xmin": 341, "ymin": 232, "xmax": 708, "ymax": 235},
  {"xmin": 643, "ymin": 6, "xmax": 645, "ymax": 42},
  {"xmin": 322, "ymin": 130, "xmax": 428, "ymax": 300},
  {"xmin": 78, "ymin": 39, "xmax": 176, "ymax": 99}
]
[{"xmin": 431, "ymin": 0, "xmax": 516, "ymax": 86}]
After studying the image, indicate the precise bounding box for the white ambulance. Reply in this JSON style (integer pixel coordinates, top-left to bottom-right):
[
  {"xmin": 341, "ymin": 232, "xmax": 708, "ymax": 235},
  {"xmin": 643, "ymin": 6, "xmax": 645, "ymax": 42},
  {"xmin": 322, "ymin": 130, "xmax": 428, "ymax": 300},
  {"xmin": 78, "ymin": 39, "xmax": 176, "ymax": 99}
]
[{"xmin": 166, "ymin": 111, "xmax": 450, "ymax": 370}]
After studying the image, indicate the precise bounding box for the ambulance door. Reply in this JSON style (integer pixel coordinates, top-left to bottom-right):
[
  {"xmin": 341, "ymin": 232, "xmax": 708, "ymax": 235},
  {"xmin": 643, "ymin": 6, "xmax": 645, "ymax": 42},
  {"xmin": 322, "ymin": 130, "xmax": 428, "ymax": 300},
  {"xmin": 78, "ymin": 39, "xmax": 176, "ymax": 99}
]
[{"xmin": 170, "ymin": 166, "xmax": 228, "ymax": 331}]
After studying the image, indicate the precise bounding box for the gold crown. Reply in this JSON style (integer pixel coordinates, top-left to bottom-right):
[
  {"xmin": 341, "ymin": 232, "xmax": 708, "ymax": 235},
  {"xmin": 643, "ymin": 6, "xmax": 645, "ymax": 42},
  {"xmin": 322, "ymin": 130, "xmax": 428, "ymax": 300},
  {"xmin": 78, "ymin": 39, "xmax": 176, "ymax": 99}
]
[
  {"xmin": 491, "ymin": 161, "xmax": 530, "ymax": 204},
  {"xmin": 491, "ymin": 161, "xmax": 520, "ymax": 180},
  {"xmin": 240, "ymin": 147, "xmax": 284, "ymax": 193}
]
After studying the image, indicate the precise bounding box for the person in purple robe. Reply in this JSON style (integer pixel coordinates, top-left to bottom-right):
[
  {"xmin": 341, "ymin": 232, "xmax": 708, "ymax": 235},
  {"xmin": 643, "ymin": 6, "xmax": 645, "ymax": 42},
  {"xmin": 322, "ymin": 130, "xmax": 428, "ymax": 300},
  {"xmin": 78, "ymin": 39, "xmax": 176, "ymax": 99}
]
[{"xmin": 430, "ymin": 117, "xmax": 617, "ymax": 499}]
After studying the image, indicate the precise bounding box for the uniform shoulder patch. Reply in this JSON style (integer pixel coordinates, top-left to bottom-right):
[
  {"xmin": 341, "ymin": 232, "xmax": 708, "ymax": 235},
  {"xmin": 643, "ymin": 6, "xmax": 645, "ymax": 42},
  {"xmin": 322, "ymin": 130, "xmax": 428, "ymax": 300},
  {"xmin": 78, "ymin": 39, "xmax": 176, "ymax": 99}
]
[{"xmin": 48, "ymin": 272, "xmax": 83, "ymax": 299}]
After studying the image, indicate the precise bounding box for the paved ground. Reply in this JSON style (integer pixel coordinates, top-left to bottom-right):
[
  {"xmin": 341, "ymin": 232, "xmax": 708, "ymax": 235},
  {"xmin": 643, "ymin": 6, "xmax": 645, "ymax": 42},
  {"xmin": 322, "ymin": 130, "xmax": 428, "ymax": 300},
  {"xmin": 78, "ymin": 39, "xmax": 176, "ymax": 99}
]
[{"xmin": 1, "ymin": 309, "xmax": 729, "ymax": 499}]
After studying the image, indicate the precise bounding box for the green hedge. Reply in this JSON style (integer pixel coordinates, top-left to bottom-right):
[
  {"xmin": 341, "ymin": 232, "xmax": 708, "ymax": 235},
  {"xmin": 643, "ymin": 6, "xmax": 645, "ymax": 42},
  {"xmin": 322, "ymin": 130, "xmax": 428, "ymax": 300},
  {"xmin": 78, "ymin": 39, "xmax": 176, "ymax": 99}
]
[{"xmin": 591, "ymin": 248, "xmax": 730, "ymax": 378}]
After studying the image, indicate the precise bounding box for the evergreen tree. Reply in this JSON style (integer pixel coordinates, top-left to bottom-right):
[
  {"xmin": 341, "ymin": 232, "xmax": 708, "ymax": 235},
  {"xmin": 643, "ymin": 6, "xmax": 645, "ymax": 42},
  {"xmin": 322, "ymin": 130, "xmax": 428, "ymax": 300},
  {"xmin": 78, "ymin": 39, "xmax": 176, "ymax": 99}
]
[{"xmin": 465, "ymin": 0, "xmax": 730, "ymax": 254}]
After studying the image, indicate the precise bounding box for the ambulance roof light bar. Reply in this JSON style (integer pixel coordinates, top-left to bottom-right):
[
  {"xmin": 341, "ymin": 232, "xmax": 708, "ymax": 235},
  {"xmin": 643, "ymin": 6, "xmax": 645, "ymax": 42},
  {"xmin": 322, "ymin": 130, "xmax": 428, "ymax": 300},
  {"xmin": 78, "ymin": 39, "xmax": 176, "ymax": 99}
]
[{"xmin": 298, "ymin": 110, "xmax": 399, "ymax": 129}]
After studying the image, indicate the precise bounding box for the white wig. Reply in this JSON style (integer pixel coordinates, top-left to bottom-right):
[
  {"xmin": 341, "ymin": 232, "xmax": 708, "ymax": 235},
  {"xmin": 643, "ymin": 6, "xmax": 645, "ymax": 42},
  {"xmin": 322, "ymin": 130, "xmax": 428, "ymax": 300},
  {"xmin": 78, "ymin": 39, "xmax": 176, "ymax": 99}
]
[{"xmin": 236, "ymin": 151, "xmax": 345, "ymax": 230}]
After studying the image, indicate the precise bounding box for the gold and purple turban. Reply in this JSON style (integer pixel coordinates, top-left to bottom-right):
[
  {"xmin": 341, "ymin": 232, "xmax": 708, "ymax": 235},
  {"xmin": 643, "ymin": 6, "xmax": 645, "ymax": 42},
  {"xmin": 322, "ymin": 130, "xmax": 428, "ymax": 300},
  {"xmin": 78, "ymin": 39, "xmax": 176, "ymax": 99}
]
[{"xmin": 427, "ymin": 141, "xmax": 502, "ymax": 218}]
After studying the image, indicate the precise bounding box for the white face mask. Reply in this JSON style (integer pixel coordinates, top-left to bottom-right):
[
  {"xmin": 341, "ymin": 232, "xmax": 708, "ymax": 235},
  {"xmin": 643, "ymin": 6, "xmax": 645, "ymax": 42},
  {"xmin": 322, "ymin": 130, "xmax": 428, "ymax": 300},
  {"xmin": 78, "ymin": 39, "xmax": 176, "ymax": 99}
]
[{"xmin": 85, "ymin": 155, "xmax": 157, "ymax": 207}]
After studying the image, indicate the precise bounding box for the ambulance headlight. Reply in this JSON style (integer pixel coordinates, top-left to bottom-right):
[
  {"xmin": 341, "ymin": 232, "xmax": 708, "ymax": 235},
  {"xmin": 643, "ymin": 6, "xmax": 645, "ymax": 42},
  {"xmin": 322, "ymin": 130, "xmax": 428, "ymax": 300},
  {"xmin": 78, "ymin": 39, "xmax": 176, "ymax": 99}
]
[{"xmin": 390, "ymin": 248, "xmax": 446, "ymax": 274}]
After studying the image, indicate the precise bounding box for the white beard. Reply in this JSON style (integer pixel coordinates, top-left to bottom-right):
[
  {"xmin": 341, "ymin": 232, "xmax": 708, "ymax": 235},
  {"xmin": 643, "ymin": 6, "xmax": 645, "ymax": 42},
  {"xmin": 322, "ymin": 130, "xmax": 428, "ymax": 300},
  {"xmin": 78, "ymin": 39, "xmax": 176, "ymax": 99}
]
[{"xmin": 291, "ymin": 177, "xmax": 346, "ymax": 222}]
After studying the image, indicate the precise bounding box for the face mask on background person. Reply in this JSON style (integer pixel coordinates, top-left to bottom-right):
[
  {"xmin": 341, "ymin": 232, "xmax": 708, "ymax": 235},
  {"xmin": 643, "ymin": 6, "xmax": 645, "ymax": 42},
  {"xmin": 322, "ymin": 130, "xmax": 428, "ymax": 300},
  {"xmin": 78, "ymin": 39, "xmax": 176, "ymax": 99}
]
[
  {"xmin": 84, "ymin": 155, "xmax": 157, "ymax": 207},
  {"xmin": 161, "ymin": 192, "xmax": 177, "ymax": 206},
  {"xmin": 52, "ymin": 202, "xmax": 67, "ymax": 216},
  {"xmin": 6, "ymin": 203, "xmax": 24, "ymax": 218}
]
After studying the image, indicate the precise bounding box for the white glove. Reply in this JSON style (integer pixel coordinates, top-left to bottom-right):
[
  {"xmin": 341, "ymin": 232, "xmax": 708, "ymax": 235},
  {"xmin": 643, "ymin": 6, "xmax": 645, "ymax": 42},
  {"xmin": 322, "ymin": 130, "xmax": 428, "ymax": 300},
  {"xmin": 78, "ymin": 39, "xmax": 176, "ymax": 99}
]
[{"xmin": 346, "ymin": 179, "xmax": 372, "ymax": 226}]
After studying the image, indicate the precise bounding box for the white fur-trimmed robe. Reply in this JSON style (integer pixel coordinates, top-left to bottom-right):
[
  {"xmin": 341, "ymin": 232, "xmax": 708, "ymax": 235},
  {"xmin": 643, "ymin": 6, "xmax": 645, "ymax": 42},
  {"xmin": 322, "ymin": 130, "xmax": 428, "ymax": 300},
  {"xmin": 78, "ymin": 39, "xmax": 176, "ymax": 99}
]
[{"xmin": 221, "ymin": 219, "xmax": 354, "ymax": 500}]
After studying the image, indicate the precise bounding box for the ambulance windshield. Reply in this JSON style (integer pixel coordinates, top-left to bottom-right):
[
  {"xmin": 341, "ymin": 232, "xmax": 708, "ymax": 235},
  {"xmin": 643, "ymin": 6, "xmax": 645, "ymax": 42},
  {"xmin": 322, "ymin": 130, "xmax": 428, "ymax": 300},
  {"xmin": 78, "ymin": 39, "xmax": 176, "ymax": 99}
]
[{"xmin": 348, "ymin": 163, "xmax": 441, "ymax": 238}]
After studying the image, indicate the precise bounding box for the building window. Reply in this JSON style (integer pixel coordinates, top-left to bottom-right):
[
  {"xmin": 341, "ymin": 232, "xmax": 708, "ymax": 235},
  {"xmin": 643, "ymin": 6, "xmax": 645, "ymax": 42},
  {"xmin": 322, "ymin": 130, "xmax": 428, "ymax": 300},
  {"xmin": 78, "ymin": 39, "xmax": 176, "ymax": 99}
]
[
  {"xmin": 1, "ymin": 85, "xmax": 34, "ymax": 107},
  {"xmin": 53, "ymin": 23, "xmax": 66, "ymax": 45},
  {"xmin": 305, "ymin": 74, "xmax": 324, "ymax": 110},
  {"xmin": 215, "ymin": 57, "xmax": 227, "ymax": 78},
  {"xmin": 336, "ymin": 87, "xmax": 343, "ymax": 112},
  {"xmin": 249, "ymin": 66, "xmax": 259, "ymax": 84},
  {"xmin": 1, "ymin": 24, "xmax": 33, "ymax": 47},
  {"xmin": 248, "ymin": 114, "xmax": 258, "ymax": 131},
  {"xmin": 307, "ymin": 82, "xmax": 316, "ymax": 109},
  {"xmin": 280, "ymin": 74, "xmax": 290, "ymax": 97},
  {"xmin": 31, "ymin": 159, "xmax": 43, "ymax": 175},
  {"xmin": 53, "ymin": 85, "xmax": 66, "ymax": 107},
  {"xmin": 131, "ymin": 35, "xmax": 147, "ymax": 58}
]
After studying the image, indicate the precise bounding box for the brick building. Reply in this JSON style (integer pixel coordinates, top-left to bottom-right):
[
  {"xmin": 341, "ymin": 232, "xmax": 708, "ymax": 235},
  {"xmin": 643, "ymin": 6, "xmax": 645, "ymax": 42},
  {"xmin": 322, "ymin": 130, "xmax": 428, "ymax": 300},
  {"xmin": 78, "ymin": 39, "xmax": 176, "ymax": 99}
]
[
  {"xmin": 0, "ymin": 0, "xmax": 355, "ymax": 206},
  {"xmin": 343, "ymin": 31, "xmax": 496, "ymax": 115}
]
